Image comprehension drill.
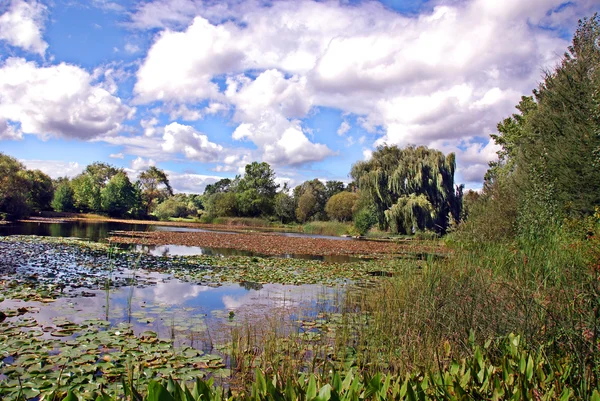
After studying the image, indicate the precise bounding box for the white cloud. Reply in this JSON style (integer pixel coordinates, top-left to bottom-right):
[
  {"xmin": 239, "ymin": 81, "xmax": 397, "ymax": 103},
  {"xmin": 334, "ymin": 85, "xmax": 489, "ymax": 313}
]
[
  {"xmin": 130, "ymin": 156, "xmax": 156, "ymax": 171},
  {"xmin": 0, "ymin": 118, "xmax": 22, "ymax": 140},
  {"xmin": 129, "ymin": 0, "xmax": 596, "ymax": 182},
  {"xmin": 0, "ymin": 0, "xmax": 47, "ymax": 55},
  {"xmin": 141, "ymin": 117, "xmax": 159, "ymax": 137},
  {"xmin": 162, "ymin": 122, "xmax": 223, "ymax": 162},
  {"xmin": 20, "ymin": 159, "xmax": 83, "ymax": 178},
  {"xmin": 109, "ymin": 152, "xmax": 125, "ymax": 159},
  {"xmin": 167, "ymin": 171, "xmax": 223, "ymax": 193},
  {"xmin": 0, "ymin": 58, "xmax": 133, "ymax": 140},
  {"xmin": 337, "ymin": 121, "xmax": 350, "ymax": 136},
  {"xmin": 124, "ymin": 42, "xmax": 140, "ymax": 54}
]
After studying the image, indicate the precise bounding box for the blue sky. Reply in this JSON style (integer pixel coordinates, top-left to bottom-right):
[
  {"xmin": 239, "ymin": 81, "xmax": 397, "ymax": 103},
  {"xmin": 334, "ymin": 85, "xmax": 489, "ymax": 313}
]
[{"xmin": 0, "ymin": 0, "xmax": 597, "ymax": 193}]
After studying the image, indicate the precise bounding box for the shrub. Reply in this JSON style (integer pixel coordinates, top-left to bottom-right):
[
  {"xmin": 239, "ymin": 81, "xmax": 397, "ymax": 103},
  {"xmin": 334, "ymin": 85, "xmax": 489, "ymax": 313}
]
[
  {"xmin": 354, "ymin": 206, "xmax": 377, "ymax": 235},
  {"xmin": 325, "ymin": 191, "xmax": 358, "ymax": 222},
  {"xmin": 154, "ymin": 198, "xmax": 192, "ymax": 221}
]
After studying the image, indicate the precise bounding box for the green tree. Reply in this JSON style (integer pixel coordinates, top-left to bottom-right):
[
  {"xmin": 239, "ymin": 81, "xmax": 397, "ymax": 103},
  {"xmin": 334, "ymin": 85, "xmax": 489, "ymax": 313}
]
[
  {"xmin": 274, "ymin": 192, "xmax": 296, "ymax": 223},
  {"xmin": 236, "ymin": 162, "xmax": 279, "ymax": 217},
  {"xmin": 325, "ymin": 191, "xmax": 359, "ymax": 222},
  {"xmin": 100, "ymin": 172, "xmax": 137, "ymax": 217},
  {"xmin": 72, "ymin": 162, "xmax": 120, "ymax": 212},
  {"xmin": 0, "ymin": 153, "xmax": 30, "ymax": 220},
  {"xmin": 154, "ymin": 197, "xmax": 192, "ymax": 221},
  {"xmin": 296, "ymin": 190, "xmax": 317, "ymax": 223},
  {"xmin": 351, "ymin": 145, "xmax": 460, "ymax": 234},
  {"xmin": 210, "ymin": 192, "xmax": 238, "ymax": 217},
  {"xmin": 138, "ymin": 166, "xmax": 173, "ymax": 215},
  {"xmin": 325, "ymin": 180, "xmax": 345, "ymax": 200},
  {"xmin": 204, "ymin": 178, "xmax": 232, "ymax": 196},
  {"xmin": 23, "ymin": 169, "xmax": 53, "ymax": 211},
  {"xmin": 485, "ymin": 14, "xmax": 600, "ymax": 236},
  {"xmin": 51, "ymin": 180, "xmax": 75, "ymax": 212},
  {"xmin": 293, "ymin": 179, "xmax": 327, "ymax": 221}
]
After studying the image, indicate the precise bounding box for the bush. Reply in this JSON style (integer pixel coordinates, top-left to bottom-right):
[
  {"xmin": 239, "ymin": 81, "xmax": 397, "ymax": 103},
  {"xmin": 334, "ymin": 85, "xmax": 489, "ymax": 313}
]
[
  {"xmin": 325, "ymin": 191, "xmax": 358, "ymax": 222},
  {"xmin": 354, "ymin": 206, "xmax": 377, "ymax": 235},
  {"xmin": 154, "ymin": 198, "xmax": 192, "ymax": 221}
]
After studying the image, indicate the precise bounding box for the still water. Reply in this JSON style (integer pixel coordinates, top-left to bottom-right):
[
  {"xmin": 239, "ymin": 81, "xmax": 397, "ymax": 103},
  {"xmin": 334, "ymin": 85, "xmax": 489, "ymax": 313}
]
[{"xmin": 0, "ymin": 221, "xmax": 360, "ymax": 262}]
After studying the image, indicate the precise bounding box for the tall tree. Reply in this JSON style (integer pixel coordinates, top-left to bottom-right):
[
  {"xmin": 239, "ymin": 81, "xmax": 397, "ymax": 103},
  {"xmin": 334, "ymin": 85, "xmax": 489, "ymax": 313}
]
[
  {"xmin": 101, "ymin": 172, "xmax": 137, "ymax": 217},
  {"xmin": 236, "ymin": 162, "xmax": 279, "ymax": 216},
  {"xmin": 0, "ymin": 153, "xmax": 30, "ymax": 219},
  {"xmin": 23, "ymin": 169, "xmax": 53, "ymax": 211},
  {"xmin": 204, "ymin": 178, "xmax": 232, "ymax": 196},
  {"xmin": 138, "ymin": 166, "xmax": 173, "ymax": 215},
  {"xmin": 52, "ymin": 180, "xmax": 75, "ymax": 212},
  {"xmin": 325, "ymin": 180, "xmax": 345, "ymax": 200},
  {"xmin": 293, "ymin": 179, "xmax": 327, "ymax": 221},
  {"xmin": 351, "ymin": 145, "xmax": 460, "ymax": 234},
  {"xmin": 487, "ymin": 14, "xmax": 600, "ymax": 233},
  {"xmin": 71, "ymin": 162, "xmax": 120, "ymax": 212}
]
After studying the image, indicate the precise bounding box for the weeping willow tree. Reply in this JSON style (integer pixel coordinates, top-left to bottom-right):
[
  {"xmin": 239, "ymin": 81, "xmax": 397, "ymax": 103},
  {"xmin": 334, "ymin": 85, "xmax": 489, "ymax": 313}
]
[{"xmin": 351, "ymin": 145, "xmax": 462, "ymax": 234}]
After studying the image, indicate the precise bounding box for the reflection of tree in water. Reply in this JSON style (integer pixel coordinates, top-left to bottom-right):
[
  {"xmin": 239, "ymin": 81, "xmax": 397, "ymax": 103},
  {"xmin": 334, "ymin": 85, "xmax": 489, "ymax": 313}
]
[{"xmin": 239, "ymin": 281, "xmax": 263, "ymax": 291}]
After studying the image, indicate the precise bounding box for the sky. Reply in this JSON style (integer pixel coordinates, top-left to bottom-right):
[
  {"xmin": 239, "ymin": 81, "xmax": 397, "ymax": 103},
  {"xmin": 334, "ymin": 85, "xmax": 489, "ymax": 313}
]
[{"xmin": 0, "ymin": 0, "xmax": 598, "ymax": 193}]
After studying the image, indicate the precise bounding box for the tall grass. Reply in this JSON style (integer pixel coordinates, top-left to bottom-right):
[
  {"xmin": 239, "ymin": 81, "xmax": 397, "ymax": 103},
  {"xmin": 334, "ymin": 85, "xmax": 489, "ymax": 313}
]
[
  {"xmin": 301, "ymin": 221, "xmax": 355, "ymax": 236},
  {"xmin": 219, "ymin": 218, "xmax": 600, "ymax": 390}
]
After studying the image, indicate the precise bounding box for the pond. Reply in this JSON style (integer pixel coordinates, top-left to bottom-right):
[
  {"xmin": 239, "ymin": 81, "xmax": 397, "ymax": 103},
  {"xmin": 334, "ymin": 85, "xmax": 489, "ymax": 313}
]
[
  {"xmin": 1, "ymin": 273, "xmax": 342, "ymax": 350},
  {"xmin": 0, "ymin": 236, "xmax": 355, "ymax": 397},
  {"xmin": 133, "ymin": 244, "xmax": 367, "ymax": 263},
  {"xmin": 0, "ymin": 220, "xmax": 352, "ymax": 242},
  {"xmin": 0, "ymin": 221, "xmax": 362, "ymax": 262}
]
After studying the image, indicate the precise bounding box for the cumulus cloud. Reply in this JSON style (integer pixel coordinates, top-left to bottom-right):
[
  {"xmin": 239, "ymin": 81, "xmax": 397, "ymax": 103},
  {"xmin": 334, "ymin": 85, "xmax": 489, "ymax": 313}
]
[
  {"xmin": 129, "ymin": 0, "xmax": 596, "ymax": 182},
  {"xmin": 162, "ymin": 122, "xmax": 224, "ymax": 162},
  {"xmin": 0, "ymin": 118, "xmax": 22, "ymax": 140},
  {"xmin": 0, "ymin": 58, "xmax": 133, "ymax": 140},
  {"xmin": 130, "ymin": 156, "xmax": 156, "ymax": 171},
  {"xmin": 20, "ymin": 159, "xmax": 84, "ymax": 178},
  {"xmin": 0, "ymin": 0, "xmax": 47, "ymax": 55},
  {"xmin": 167, "ymin": 171, "xmax": 223, "ymax": 193}
]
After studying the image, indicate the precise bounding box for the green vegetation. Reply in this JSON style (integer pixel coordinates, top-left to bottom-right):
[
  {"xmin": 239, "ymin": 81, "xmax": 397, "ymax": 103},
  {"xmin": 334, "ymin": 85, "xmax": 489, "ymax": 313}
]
[
  {"xmin": 52, "ymin": 334, "xmax": 600, "ymax": 401},
  {"xmin": 351, "ymin": 145, "xmax": 461, "ymax": 235},
  {"xmin": 1, "ymin": 13, "xmax": 600, "ymax": 401},
  {"xmin": 0, "ymin": 153, "xmax": 53, "ymax": 220}
]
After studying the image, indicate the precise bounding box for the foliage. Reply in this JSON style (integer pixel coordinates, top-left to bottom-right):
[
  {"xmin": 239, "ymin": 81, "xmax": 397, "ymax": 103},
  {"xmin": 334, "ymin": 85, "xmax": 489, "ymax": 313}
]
[
  {"xmin": 71, "ymin": 163, "xmax": 120, "ymax": 213},
  {"xmin": 325, "ymin": 180, "xmax": 345, "ymax": 199},
  {"xmin": 22, "ymin": 169, "xmax": 53, "ymax": 211},
  {"xmin": 55, "ymin": 334, "xmax": 600, "ymax": 401},
  {"xmin": 51, "ymin": 180, "xmax": 75, "ymax": 212},
  {"xmin": 0, "ymin": 153, "xmax": 30, "ymax": 220},
  {"xmin": 485, "ymin": 15, "xmax": 600, "ymax": 236},
  {"xmin": 274, "ymin": 192, "xmax": 296, "ymax": 223},
  {"xmin": 351, "ymin": 145, "xmax": 460, "ymax": 234},
  {"xmin": 353, "ymin": 206, "xmax": 377, "ymax": 235},
  {"xmin": 209, "ymin": 192, "xmax": 238, "ymax": 217},
  {"xmin": 294, "ymin": 180, "xmax": 327, "ymax": 221},
  {"xmin": 325, "ymin": 191, "xmax": 359, "ymax": 222},
  {"xmin": 100, "ymin": 172, "xmax": 138, "ymax": 217},
  {"xmin": 139, "ymin": 166, "xmax": 173, "ymax": 214},
  {"xmin": 296, "ymin": 190, "xmax": 317, "ymax": 223},
  {"xmin": 235, "ymin": 162, "xmax": 279, "ymax": 217},
  {"xmin": 204, "ymin": 178, "xmax": 232, "ymax": 196},
  {"xmin": 154, "ymin": 197, "xmax": 193, "ymax": 221}
]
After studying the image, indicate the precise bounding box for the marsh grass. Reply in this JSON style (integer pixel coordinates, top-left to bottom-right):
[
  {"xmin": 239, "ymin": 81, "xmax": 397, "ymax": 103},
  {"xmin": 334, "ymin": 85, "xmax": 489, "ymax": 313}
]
[
  {"xmin": 301, "ymin": 221, "xmax": 355, "ymax": 236},
  {"xmin": 210, "ymin": 219, "xmax": 600, "ymax": 394}
]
